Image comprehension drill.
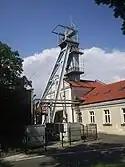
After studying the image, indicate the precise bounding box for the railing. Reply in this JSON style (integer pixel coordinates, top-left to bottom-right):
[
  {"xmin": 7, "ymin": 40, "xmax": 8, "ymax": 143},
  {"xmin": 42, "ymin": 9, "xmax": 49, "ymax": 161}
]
[
  {"xmin": 58, "ymin": 34, "xmax": 78, "ymax": 46},
  {"xmin": 66, "ymin": 66, "xmax": 84, "ymax": 74},
  {"xmin": 70, "ymin": 47, "xmax": 83, "ymax": 54}
]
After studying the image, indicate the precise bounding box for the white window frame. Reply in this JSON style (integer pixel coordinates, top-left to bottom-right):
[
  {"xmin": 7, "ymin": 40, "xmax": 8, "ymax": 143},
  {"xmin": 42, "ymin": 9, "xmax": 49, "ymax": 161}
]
[
  {"xmin": 122, "ymin": 108, "xmax": 125, "ymax": 123},
  {"xmin": 89, "ymin": 111, "xmax": 95, "ymax": 124},
  {"xmin": 104, "ymin": 110, "xmax": 111, "ymax": 124},
  {"xmin": 121, "ymin": 108, "xmax": 125, "ymax": 124}
]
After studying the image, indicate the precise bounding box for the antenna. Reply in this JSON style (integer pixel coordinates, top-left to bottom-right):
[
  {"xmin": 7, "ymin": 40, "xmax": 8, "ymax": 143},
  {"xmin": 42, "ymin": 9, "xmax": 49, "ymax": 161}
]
[
  {"xmin": 69, "ymin": 15, "xmax": 76, "ymax": 29},
  {"xmin": 70, "ymin": 15, "xmax": 73, "ymax": 27}
]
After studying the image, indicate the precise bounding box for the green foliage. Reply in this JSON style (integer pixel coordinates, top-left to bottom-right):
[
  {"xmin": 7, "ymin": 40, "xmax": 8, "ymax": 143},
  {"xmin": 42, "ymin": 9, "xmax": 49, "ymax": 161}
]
[
  {"xmin": 0, "ymin": 42, "xmax": 32, "ymax": 150},
  {"xmin": 0, "ymin": 41, "xmax": 32, "ymax": 88},
  {"xmin": 95, "ymin": 0, "xmax": 125, "ymax": 34},
  {"xmin": 91, "ymin": 163, "xmax": 125, "ymax": 167}
]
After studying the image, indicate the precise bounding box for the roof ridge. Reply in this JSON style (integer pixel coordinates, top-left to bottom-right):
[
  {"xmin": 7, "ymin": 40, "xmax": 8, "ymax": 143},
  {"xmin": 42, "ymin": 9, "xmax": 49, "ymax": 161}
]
[
  {"xmin": 80, "ymin": 79, "xmax": 95, "ymax": 82},
  {"xmin": 95, "ymin": 79, "xmax": 106, "ymax": 85},
  {"xmin": 107, "ymin": 80, "xmax": 125, "ymax": 86}
]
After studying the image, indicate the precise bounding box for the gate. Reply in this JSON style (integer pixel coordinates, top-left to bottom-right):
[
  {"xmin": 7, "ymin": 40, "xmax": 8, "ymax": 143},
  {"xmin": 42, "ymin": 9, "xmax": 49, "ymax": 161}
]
[
  {"xmin": 84, "ymin": 124, "xmax": 98, "ymax": 140},
  {"xmin": 45, "ymin": 123, "xmax": 63, "ymax": 144}
]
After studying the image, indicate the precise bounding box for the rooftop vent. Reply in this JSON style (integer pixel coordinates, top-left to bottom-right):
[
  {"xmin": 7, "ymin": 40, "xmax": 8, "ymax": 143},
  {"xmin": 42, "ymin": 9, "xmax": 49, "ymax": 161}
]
[
  {"xmin": 92, "ymin": 92, "xmax": 99, "ymax": 96},
  {"xmin": 118, "ymin": 87, "xmax": 125, "ymax": 91},
  {"xmin": 104, "ymin": 90, "xmax": 111, "ymax": 94}
]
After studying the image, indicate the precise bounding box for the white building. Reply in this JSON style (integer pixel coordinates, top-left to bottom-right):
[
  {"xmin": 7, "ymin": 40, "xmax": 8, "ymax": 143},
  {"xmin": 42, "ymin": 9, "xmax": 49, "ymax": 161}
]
[
  {"xmin": 42, "ymin": 71, "xmax": 125, "ymax": 143},
  {"xmin": 79, "ymin": 80, "xmax": 125, "ymax": 142},
  {"xmin": 46, "ymin": 79, "xmax": 104, "ymax": 123}
]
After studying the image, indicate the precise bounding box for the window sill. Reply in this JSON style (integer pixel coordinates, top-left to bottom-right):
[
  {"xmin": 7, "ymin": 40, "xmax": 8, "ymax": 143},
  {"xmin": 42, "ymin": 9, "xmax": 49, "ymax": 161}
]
[
  {"xmin": 89, "ymin": 123, "xmax": 96, "ymax": 125},
  {"xmin": 121, "ymin": 123, "xmax": 125, "ymax": 126},
  {"xmin": 103, "ymin": 123, "xmax": 112, "ymax": 126}
]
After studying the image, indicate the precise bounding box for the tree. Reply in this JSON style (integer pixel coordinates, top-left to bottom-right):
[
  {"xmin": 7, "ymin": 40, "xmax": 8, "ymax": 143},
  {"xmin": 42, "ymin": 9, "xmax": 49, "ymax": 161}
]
[
  {"xmin": 0, "ymin": 42, "xmax": 32, "ymax": 151},
  {"xmin": 0, "ymin": 41, "xmax": 32, "ymax": 88},
  {"xmin": 95, "ymin": 0, "xmax": 125, "ymax": 34}
]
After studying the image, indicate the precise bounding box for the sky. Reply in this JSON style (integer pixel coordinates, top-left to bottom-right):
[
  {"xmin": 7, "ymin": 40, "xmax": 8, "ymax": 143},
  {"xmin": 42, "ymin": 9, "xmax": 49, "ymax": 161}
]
[{"xmin": 0, "ymin": 0, "xmax": 125, "ymax": 97}]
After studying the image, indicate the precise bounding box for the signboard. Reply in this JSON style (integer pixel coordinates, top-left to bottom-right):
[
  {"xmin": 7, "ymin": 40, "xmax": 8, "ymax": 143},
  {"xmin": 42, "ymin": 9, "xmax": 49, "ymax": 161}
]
[
  {"xmin": 25, "ymin": 124, "xmax": 45, "ymax": 148},
  {"xmin": 41, "ymin": 103, "xmax": 47, "ymax": 115}
]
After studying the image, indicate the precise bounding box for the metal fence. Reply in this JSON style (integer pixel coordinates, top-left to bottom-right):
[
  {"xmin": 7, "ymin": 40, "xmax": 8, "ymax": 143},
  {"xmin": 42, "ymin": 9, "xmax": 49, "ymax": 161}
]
[
  {"xmin": 83, "ymin": 124, "xmax": 98, "ymax": 140},
  {"xmin": 0, "ymin": 124, "xmax": 46, "ymax": 154},
  {"xmin": 0, "ymin": 123, "xmax": 97, "ymax": 155},
  {"xmin": 25, "ymin": 124, "xmax": 45, "ymax": 149},
  {"xmin": 45, "ymin": 123, "xmax": 98, "ymax": 147}
]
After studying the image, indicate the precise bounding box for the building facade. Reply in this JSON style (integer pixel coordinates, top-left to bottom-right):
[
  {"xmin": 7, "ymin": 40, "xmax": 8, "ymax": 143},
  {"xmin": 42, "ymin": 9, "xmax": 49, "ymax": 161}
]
[
  {"xmin": 79, "ymin": 80, "xmax": 125, "ymax": 142},
  {"xmin": 46, "ymin": 79, "xmax": 104, "ymax": 123}
]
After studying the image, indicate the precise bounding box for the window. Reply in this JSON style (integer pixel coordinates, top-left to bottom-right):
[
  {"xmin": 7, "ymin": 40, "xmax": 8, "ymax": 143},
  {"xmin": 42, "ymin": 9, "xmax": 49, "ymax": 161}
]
[
  {"xmin": 89, "ymin": 111, "xmax": 95, "ymax": 123},
  {"xmin": 122, "ymin": 108, "xmax": 125, "ymax": 123},
  {"xmin": 104, "ymin": 110, "xmax": 111, "ymax": 124}
]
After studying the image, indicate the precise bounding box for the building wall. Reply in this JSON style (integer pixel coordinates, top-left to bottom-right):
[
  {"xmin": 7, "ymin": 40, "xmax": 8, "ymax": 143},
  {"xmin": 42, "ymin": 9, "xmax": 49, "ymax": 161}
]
[
  {"xmin": 46, "ymin": 81, "xmax": 74, "ymax": 122},
  {"xmin": 79, "ymin": 99, "xmax": 125, "ymax": 138},
  {"xmin": 46, "ymin": 82, "xmax": 95, "ymax": 123}
]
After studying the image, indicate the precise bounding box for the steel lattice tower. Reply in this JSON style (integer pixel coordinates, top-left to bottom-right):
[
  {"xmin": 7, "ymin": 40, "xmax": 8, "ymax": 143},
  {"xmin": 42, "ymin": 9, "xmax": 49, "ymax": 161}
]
[{"xmin": 41, "ymin": 24, "xmax": 84, "ymax": 123}]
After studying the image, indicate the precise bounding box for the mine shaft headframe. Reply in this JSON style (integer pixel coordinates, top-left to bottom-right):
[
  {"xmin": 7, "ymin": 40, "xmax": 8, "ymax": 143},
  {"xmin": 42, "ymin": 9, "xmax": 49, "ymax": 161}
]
[
  {"xmin": 52, "ymin": 24, "xmax": 79, "ymax": 47},
  {"xmin": 52, "ymin": 24, "xmax": 78, "ymax": 36}
]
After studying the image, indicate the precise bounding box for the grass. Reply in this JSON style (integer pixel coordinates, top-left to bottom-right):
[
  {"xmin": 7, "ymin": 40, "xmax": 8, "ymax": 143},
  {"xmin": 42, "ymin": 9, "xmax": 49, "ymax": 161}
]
[{"xmin": 91, "ymin": 163, "xmax": 125, "ymax": 167}]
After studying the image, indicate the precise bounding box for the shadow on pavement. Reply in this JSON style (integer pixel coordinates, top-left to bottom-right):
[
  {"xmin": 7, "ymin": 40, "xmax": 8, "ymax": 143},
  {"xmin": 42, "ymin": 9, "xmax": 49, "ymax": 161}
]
[
  {"xmin": 0, "ymin": 161, "xmax": 13, "ymax": 167},
  {"xmin": 38, "ymin": 142, "xmax": 125, "ymax": 167},
  {"xmin": 30, "ymin": 141, "xmax": 125, "ymax": 155}
]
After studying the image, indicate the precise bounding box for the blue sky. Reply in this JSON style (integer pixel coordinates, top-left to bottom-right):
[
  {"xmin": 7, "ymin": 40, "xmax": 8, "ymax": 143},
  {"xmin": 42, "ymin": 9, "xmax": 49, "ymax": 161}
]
[{"xmin": 0, "ymin": 0, "xmax": 125, "ymax": 58}]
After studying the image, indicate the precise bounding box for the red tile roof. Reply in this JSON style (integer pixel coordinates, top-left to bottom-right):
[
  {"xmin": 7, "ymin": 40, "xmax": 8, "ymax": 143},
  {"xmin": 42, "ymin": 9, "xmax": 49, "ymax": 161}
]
[
  {"xmin": 80, "ymin": 80, "xmax": 125, "ymax": 105},
  {"xmin": 68, "ymin": 79, "xmax": 105, "ymax": 88}
]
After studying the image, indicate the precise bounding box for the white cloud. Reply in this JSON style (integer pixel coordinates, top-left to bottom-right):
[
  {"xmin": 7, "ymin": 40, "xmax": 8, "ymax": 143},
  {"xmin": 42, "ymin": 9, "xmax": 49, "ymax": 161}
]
[
  {"xmin": 23, "ymin": 47, "xmax": 60, "ymax": 97},
  {"xmin": 23, "ymin": 47, "xmax": 125, "ymax": 97}
]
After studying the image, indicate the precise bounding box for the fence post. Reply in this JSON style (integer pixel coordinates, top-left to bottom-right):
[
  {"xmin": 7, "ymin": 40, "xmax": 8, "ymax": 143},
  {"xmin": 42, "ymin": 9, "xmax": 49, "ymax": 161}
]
[
  {"xmin": 25, "ymin": 129, "xmax": 28, "ymax": 154},
  {"xmin": 82, "ymin": 124, "xmax": 86, "ymax": 141},
  {"xmin": 95, "ymin": 124, "xmax": 98, "ymax": 140},
  {"xmin": 69, "ymin": 126, "xmax": 71, "ymax": 145},
  {"xmin": 44, "ymin": 139, "xmax": 47, "ymax": 151},
  {"xmin": 45, "ymin": 128, "xmax": 47, "ymax": 151},
  {"xmin": 61, "ymin": 132, "xmax": 64, "ymax": 147},
  {"xmin": 0, "ymin": 144, "xmax": 2, "ymax": 157},
  {"xmin": 86, "ymin": 125, "xmax": 88, "ymax": 139}
]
